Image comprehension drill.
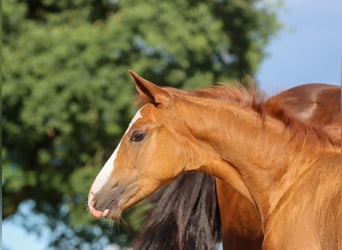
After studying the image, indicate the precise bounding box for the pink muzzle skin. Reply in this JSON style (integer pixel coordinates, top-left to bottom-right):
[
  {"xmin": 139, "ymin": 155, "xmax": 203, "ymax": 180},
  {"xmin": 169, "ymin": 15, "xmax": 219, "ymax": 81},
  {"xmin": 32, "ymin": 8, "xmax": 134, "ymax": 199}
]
[{"xmin": 88, "ymin": 192, "xmax": 110, "ymax": 219}]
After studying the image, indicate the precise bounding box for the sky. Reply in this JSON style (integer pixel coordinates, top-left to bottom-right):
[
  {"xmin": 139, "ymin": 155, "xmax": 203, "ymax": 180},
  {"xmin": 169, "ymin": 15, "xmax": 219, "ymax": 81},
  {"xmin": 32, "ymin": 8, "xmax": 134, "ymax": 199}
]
[
  {"xmin": 2, "ymin": 0, "xmax": 342, "ymax": 249},
  {"xmin": 257, "ymin": 0, "xmax": 342, "ymax": 94}
]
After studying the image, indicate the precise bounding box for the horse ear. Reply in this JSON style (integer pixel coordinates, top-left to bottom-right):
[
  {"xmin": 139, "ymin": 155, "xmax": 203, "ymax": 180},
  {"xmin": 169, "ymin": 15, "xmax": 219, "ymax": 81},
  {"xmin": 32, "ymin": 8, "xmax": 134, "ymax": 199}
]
[{"xmin": 128, "ymin": 70, "xmax": 171, "ymax": 107}]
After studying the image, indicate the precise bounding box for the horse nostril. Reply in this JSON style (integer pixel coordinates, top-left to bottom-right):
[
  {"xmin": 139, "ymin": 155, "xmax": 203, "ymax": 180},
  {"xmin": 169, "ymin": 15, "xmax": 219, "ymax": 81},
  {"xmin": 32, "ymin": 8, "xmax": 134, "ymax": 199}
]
[{"xmin": 93, "ymin": 200, "xmax": 98, "ymax": 209}]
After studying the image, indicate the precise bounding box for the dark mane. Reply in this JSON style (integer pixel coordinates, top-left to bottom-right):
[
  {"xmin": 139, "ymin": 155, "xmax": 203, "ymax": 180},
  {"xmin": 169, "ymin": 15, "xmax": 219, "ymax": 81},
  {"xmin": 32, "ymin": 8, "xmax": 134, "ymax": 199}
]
[{"xmin": 132, "ymin": 173, "xmax": 220, "ymax": 250}]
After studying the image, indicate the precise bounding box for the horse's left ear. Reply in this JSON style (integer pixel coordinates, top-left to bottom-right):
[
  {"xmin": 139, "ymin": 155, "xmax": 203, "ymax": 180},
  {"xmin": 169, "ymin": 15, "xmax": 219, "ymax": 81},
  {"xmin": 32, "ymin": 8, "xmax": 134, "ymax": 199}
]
[{"xmin": 128, "ymin": 70, "xmax": 171, "ymax": 107}]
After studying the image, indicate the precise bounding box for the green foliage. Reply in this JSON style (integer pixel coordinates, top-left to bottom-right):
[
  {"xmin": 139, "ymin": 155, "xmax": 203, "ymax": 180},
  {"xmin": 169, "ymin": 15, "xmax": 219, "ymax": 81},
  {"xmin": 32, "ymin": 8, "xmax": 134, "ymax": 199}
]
[{"xmin": 2, "ymin": 0, "xmax": 281, "ymax": 248}]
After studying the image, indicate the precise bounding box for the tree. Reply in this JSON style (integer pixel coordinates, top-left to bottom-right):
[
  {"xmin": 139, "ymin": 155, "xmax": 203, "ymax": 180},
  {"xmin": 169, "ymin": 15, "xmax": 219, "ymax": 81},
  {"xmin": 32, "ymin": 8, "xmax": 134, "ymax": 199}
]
[{"xmin": 2, "ymin": 0, "xmax": 281, "ymax": 248}]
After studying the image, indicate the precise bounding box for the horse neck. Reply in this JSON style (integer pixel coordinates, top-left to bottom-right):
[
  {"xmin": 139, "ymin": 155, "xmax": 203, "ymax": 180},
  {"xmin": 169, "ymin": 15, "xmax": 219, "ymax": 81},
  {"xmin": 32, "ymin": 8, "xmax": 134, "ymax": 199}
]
[{"xmin": 176, "ymin": 97, "xmax": 322, "ymax": 219}]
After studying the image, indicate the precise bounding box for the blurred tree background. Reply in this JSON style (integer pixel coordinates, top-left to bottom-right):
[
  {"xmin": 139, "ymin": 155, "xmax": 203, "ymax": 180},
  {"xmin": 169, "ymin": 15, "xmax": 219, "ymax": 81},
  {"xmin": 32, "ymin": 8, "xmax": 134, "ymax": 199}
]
[{"xmin": 2, "ymin": 0, "xmax": 281, "ymax": 248}]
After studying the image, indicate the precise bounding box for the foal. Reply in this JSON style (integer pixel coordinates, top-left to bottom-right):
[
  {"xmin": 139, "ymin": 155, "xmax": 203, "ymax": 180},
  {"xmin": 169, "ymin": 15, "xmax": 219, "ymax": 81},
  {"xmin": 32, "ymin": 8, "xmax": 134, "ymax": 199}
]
[
  {"xmin": 88, "ymin": 71, "xmax": 341, "ymax": 249},
  {"xmin": 132, "ymin": 82, "xmax": 341, "ymax": 250}
]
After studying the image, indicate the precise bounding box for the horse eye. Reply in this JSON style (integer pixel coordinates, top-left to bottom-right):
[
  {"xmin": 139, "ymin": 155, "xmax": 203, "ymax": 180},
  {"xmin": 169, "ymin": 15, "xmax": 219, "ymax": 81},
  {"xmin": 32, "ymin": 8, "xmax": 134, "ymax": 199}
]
[{"xmin": 130, "ymin": 130, "xmax": 146, "ymax": 142}]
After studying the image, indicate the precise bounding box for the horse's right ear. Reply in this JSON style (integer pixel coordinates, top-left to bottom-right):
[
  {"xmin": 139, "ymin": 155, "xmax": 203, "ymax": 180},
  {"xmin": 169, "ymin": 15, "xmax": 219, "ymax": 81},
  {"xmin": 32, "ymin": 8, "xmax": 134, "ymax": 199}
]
[{"xmin": 128, "ymin": 70, "xmax": 171, "ymax": 107}]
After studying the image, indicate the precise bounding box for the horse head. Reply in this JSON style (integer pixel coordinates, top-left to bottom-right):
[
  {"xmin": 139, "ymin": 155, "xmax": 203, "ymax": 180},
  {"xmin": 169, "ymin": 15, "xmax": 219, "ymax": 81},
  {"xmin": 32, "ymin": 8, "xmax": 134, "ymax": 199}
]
[{"xmin": 88, "ymin": 71, "xmax": 207, "ymax": 220}]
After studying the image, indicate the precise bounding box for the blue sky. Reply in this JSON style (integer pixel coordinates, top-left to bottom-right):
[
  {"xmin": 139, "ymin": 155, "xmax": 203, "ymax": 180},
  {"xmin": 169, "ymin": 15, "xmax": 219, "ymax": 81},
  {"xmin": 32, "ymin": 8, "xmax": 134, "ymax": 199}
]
[
  {"xmin": 257, "ymin": 0, "xmax": 342, "ymax": 94},
  {"xmin": 3, "ymin": 0, "xmax": 341, "ymax": 249}
]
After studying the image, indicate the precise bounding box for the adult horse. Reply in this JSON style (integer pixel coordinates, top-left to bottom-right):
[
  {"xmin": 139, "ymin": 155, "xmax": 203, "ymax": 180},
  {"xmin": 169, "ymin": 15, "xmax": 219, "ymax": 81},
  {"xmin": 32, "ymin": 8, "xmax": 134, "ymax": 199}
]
[{"xmin": 88, "ymin": 71, "xmax": 341, "ymax": 249}]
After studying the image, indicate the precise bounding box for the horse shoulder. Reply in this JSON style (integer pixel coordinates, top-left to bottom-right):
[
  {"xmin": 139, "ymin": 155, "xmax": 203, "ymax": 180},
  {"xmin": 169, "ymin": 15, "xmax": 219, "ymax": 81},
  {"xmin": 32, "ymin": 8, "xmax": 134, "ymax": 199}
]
[
  {"xmin": 315, "ymin": 154, "xmax": 341, "ymax": 250},
  {"xmin": 263, "ymin": 154, "xmax": 341, "ymax": 250}
]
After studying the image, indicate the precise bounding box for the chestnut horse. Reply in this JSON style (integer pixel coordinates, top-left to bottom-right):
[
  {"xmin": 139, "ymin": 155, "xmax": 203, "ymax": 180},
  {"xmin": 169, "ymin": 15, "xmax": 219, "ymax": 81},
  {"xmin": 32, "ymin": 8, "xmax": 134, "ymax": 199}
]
[
  {"xmin": 134, "ymin": 82, "xmax": 341, "ymax": 250},
  {"xmin": 88, "ymin": 71, "xmax": 341, "ymax": 249}
]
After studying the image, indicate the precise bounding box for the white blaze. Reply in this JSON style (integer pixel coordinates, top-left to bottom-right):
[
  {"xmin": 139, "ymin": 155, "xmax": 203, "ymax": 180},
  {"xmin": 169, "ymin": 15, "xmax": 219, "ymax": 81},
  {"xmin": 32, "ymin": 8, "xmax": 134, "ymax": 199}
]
[{"xmin": 90, "ymin": 109, "xmax": 143, "ymax": 194}]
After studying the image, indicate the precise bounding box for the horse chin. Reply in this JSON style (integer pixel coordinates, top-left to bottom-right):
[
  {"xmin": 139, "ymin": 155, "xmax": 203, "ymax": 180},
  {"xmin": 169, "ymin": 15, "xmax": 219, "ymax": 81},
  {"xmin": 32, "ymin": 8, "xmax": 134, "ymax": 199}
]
[
  {"xmin": 103, "ymin": 208, "xmax": 123, "ymax": 221},
  {"xmin": 104, "ymin": 193, "xmax": 138, "ymax": 221}
]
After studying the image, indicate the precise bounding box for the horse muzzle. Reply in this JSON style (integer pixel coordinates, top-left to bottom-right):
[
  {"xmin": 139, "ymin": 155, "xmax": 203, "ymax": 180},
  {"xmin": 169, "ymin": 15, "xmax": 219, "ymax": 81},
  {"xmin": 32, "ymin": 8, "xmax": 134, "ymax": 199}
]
[{"xmin": 88, "ymin": 179, "xmax": 141, "ymax": 220}]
